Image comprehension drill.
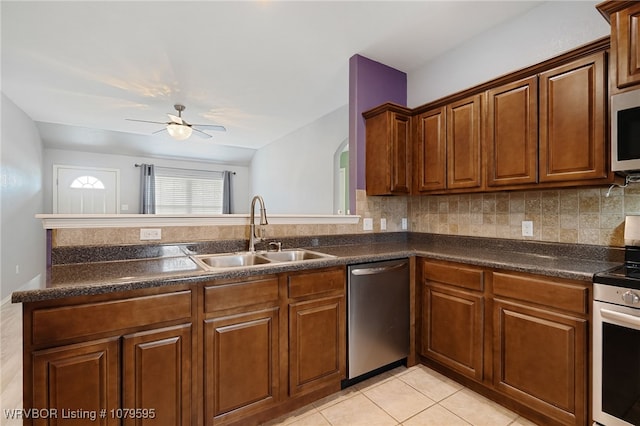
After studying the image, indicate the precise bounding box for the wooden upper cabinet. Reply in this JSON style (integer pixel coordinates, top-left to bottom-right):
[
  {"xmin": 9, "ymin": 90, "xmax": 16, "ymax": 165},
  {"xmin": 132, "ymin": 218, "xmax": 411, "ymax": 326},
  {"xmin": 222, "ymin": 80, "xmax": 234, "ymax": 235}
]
[
  {"xmin": 486, "ymin": 76, "xmax": 539, "ymax": 187},
  {"xmin": 447, "ymin": 94, "xmax": 482, "ymax": 190},
  {"xmin": 615, "ymin": 3, "xmax": 640, "ymax": 87},
  {"xmin": 539, "ymin": 52, "xmax": 607, "ymax": 182},
  {"xmin": 364, "ymin": 104, "xmax": 411, "ymax": 195},
  {"xmin": 598, "ymin": 1, "xmax": 640, "ymax": 88},
  {"xmin": 413, "ymin": 107, "xmax": 447, "ymax": 192}
]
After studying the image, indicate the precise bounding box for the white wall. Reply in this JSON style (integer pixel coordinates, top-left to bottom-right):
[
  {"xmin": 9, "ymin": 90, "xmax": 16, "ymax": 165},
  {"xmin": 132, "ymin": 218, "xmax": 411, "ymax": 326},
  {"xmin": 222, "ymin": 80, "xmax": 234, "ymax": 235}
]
[
  {"xmin": 251, "ymin": 104, "xmax": 348, "ymax": 214},
  {"xmin": 1, "ymin": 93, "xmax": 46, "ymax": 302},
  {"xmin": 408, "ymin": 1, "xmax": 610, "ymax": 106},
  {"xmin": 43, "ymin": 149, "xmax": 251, "ymax": 214}
]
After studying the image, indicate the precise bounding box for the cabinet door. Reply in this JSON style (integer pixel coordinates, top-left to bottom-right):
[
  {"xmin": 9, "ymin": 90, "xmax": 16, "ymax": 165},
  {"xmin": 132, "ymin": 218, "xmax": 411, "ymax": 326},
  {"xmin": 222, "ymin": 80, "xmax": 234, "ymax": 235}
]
[
  {"xmin": 204, "ymin": 308, "xmax": 279, "ymax": 424},
  {"xmin": 289, "ymin": 295, "xmax": 345, "ymax": 396},
  {"xmin": 421, "ymin": 283, "xmax": 483, "ymax": 382},
  {"xmin": 493, "ymin": 299, "xmax": 587, "ymax": 426},
  {"xmin": 122, "ymin": 324, "xmax": 192, "ymax": 426},
  {"xmin": 414, "ymin": 107, "xmax": 447, "ymax": 192},
  {"xmin": 539, "ymin": 52, "xmax": 607, "ymax": 182},
  {"xmin": 486, "ymin": 76, "xmax": 538, "ymax": 187},
  {"xmin": 390, "ymin": 113, "xmax": 411, "ymax": 193},
  {"xmin": 614, "ymin": 3, "xmax": 640, "ymax": 88},
  {"xmin": 32, "ymin": 338, "xmax": 120, "ymax": 426},
  {"xmin": 365, "ymin": 110, "xmax": 410, "ymax": 195},
  {"xmin": 447, "ymin": 94, "xmax": 482, "ymax": 190}
]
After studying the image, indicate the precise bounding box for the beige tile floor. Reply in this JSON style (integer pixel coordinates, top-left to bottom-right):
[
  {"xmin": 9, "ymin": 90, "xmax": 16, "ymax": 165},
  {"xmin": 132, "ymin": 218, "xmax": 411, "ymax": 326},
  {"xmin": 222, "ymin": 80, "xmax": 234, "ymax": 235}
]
[
  {"xmin": 0, "ymin": 300, "xmax": 538, "ymax": 426},
  {"xmin": 266, "ymin": 365, "xmax": 539, "ymax": 426}
]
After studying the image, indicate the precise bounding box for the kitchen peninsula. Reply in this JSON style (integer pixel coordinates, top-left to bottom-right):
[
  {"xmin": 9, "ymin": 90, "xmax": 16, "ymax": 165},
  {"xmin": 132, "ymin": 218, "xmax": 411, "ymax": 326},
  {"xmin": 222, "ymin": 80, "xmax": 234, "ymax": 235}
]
[{"xmin": 14, "ymin": 232, "xmax": 622, "ymax": 426}]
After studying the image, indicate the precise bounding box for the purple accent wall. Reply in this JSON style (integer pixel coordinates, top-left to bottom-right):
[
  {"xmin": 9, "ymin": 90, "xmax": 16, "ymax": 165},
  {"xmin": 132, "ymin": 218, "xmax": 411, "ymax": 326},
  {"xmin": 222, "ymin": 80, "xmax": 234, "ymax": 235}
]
[{"xmin": 349, "ymin": 54, "xmax": 407, "ymax": 213}]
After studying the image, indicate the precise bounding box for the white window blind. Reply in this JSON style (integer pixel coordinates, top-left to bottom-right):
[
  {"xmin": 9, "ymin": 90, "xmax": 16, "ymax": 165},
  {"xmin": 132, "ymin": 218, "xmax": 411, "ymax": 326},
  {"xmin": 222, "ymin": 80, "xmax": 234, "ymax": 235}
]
[{"xmin": 154, "ymin": 167, "xmax": 224, "ymax": 214}]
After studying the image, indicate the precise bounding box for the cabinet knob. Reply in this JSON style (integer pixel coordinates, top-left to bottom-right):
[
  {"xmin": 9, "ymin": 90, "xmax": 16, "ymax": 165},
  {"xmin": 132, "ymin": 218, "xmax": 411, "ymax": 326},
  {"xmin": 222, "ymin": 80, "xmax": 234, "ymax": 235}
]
[{"xmin": 622, "ymin": 290, "xmax": 640, "ymax": 304}]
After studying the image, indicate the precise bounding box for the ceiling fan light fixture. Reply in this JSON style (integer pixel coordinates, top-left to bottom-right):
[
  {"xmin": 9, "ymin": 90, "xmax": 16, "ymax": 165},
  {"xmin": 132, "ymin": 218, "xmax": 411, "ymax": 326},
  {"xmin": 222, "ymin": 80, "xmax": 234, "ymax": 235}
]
[{"xmin": 167, "ymin": 123, "xmax": 192, "ymax": 140}]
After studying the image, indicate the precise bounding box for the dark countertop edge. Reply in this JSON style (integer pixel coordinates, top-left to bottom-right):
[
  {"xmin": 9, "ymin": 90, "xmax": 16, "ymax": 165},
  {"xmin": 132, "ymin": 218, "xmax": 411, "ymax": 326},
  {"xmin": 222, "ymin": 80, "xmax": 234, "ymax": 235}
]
[{"xmin": 12, "ymin": 238, "xmax": 622, "ymax": 303}]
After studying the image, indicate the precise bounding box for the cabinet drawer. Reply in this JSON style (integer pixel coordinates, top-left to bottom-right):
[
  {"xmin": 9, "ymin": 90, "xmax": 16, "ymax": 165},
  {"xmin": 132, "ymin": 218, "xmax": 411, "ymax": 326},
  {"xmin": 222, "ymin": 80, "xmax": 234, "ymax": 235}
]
[
  {"xmin": 422, "ymin": 260, "xmax": 484, "ymax": 291},
  {"xmin": 288, "ymin": 268, "xmax": 345, "ymax": 299},
  {"xmin": 492, "ymin": 272, "xmax": 589, "ymax": 315},
  {"xmin": 32, "ymin": 290, "xmax": 192, "ymax": 345},
  {"xmin": 204, "ymin": 277, "xmax": 279, "ymax": 313}
]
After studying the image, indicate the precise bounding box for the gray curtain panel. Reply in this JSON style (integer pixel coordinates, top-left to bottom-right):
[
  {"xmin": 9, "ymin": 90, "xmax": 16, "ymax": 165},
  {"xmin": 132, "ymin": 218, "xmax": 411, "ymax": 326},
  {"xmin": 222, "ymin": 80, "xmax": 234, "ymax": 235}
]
[
  {"xmin": 139, "ymin": 163, "xmax": 156, "ymax": 214},
  {"xmin": 222, "ymin": 170, "xmax": 232, "ymax": 214}
]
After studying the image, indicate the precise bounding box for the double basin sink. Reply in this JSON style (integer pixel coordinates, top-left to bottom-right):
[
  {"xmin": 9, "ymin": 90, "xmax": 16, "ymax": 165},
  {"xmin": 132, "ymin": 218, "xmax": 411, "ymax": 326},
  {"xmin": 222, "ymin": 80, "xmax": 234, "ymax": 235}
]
[{"xmin": 193, "ymin": 249, "xmax": 335, "ymax": 270}]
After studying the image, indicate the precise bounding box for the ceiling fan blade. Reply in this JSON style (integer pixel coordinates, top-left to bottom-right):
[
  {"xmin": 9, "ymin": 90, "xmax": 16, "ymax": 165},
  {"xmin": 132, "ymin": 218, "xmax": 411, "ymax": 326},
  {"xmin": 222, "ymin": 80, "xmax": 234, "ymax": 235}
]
[
  {"xmin": 167, "ymin": 114, "xmax": 183, "ymax": 124},
  {"xmin": 126, "ymin": 118, "xmax": 167, "ymax": 125},
  {"xmin": 191, "ymin": 124, "xmax": 227, "ymax": 132},
  {"xmin": 191, "ymin": 127, "xmax": 213, "ymax": 139},
  {"xmin": 152, "ymin": 128, "xmax": 168, "ymax": 135}
]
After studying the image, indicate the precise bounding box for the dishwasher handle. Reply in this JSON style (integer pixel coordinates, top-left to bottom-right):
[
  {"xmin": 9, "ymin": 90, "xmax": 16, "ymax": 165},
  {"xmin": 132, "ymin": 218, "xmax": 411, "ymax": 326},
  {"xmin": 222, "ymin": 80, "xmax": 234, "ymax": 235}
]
[{"xmin": 350, "ymin": 262, "xmax": 407, "ymax": 276}]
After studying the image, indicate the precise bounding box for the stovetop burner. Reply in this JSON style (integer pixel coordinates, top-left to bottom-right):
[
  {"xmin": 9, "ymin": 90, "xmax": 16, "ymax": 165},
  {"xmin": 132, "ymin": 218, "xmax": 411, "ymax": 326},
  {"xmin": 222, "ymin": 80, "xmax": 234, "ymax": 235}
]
[{"xmin": 594, "ymin": 265, "xmax": 640, "ymax": 289}]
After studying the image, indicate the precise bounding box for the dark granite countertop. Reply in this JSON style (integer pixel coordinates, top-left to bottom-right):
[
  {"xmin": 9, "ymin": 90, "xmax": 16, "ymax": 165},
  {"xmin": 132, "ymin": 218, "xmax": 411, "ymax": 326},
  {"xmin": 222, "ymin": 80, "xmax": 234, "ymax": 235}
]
[{"xmin": 12, "ymin": 233, "xmax": 624, "ymax": 303}]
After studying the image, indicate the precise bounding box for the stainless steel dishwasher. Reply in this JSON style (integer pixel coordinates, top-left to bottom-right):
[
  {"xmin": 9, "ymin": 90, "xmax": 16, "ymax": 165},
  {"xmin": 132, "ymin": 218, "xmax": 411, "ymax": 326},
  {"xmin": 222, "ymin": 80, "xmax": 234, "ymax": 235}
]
[{"xmin": 347, "ymin": 258, "xmax": 410, "ymax": 380}]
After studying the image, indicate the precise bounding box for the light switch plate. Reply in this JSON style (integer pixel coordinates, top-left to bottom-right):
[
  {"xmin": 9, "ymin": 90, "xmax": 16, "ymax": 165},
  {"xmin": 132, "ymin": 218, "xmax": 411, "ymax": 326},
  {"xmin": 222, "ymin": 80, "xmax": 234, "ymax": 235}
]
[
  {"xmin": 363, "ymin": 218, "xmax": 373, "ymax": 231},
  {"xmin": 380, "ymin": 218, "xmax": 387, "ymax": 231},
  {"xmin": 521, "ymin": 221, "xmax": 533, "ymax": 237},
  {"xmin": 401, "ymin": 218, "xmax": 408, "ymax": 230}
]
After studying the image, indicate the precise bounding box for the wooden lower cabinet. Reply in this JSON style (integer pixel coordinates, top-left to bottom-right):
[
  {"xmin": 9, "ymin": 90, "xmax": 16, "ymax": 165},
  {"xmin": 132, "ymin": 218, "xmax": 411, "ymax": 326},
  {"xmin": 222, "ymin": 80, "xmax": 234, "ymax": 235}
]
[
  {"xmin": 419, "ymin": 259, "xmax": 589, "ymax": 426},
  {"xmin": 25, "ymin": 286, "xmax": 195, "ymax": 426},
  {"xmin": 289, "ymin": 296, "xmax": 344, "ymax": 396},
  {"xmin": 421, "ymin": 283, "xmax": 484, "ymax": 382},
  {"xmin": 32, "ymin": 338, "xmax": 120, "ymax": 426},
  {"xmin": 493, "ymin": 299, "xmax": 587, "ymax": 425},
  {"xmin": 202, "ymin": 267, "xmax": 346, "ymax": 425},
  {"xmin": 123, "ymin": 324, "xmax": 192, "ymax": 426},
  {"xmin": 287, "ymin": 267, "xmax": 346, "ymax": 397},
  {"xmin": 204, "ymin": 308, "xmax": 280, "ymax": 424},
  {"xmin": 492, "ymin": 271, "xmax": 589, "ymax": 426}
]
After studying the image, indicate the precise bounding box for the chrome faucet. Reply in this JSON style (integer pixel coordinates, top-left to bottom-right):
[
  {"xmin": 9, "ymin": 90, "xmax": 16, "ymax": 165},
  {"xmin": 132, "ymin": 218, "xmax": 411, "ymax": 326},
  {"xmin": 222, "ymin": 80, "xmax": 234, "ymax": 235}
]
[{"xmin": 249, "ymin": 195, "xmax": 268, "ymax": 252}]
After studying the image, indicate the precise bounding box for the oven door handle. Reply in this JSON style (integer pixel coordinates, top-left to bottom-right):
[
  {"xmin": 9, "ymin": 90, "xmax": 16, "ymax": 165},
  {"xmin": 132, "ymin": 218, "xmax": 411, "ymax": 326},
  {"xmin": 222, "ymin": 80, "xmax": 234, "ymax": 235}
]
[{"xmin": 600, "ymin": 308, "xmax": 640, "ymax": 329}]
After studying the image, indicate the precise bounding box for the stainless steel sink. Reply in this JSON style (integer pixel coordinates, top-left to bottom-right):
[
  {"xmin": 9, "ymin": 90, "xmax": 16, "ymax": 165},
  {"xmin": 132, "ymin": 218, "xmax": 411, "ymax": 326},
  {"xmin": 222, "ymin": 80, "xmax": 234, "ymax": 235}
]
[
  {"xmin": 193, "ymin": 249, "xmax": 334, "ymax": 270},
  {"xmin": 261, "ymin": 249, "xmax": 332, "ymax": 262},
  {"xmin": 195, "ymin": 252, "xmax": 271, "ymax": 269}
]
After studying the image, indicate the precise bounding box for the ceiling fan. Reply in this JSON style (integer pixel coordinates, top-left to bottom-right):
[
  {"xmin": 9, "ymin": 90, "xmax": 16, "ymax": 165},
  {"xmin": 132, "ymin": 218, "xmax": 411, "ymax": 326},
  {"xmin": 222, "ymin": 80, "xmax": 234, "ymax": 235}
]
[{"xmin": 126, "ymin": 104, "xmax": 226, "ymax": 140}]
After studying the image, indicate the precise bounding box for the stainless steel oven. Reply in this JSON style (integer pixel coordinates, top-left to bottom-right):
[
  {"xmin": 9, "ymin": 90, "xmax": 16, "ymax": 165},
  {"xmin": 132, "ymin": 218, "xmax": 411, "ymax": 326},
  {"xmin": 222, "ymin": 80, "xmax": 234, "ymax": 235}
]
[
  {"xmin": 594, "ymin": 216, "xmax": 640, "ymax": 425},
  {"xmin": 593, "ymin": 274, "xmax": 640, "ymax": 426}
]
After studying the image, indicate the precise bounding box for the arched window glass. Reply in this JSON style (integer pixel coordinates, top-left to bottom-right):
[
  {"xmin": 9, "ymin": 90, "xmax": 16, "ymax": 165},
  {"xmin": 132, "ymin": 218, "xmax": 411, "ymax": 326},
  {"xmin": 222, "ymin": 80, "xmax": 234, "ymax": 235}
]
[{"xmin": 69, "ymin": 175, "xmax": 105, "ymax": 189}]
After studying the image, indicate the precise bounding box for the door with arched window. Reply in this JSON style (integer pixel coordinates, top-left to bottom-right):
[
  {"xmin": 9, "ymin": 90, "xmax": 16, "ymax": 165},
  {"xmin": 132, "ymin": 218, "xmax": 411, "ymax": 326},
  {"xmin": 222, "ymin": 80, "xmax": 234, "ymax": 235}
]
[{"xmin": 53, "ymin": 165, "xmax": 120, "ymax": 214}]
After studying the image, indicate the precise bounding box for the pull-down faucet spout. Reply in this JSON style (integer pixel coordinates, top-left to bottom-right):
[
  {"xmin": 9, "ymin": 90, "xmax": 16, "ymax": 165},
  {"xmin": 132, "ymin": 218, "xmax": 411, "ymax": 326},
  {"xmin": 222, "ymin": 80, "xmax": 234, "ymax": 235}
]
[{"xmin": 249, "ymin": 195, "xmax": 268, "ymax": 252}]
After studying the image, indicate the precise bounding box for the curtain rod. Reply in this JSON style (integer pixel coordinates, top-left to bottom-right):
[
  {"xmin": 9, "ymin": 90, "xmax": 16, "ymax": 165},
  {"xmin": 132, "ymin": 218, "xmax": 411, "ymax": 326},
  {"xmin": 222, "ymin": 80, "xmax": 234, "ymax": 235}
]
[{"xmin": 134, "ymin": 164, "xmax": 236, "ymax": 175}]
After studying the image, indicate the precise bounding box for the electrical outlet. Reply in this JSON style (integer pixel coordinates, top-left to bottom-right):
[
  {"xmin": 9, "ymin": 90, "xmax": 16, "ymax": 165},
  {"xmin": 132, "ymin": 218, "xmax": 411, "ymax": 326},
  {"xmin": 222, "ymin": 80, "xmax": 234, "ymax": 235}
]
[
  {"xmin": 363, "ymin": 218, "xmax": 373, "ymax": 231},
  {"xmin": 140, "ymin": 228, "xmax": 162, "ymax": 240},
  {"xmin": 401, "ymin": 218, "xmax": 408, "ymax": 230},
  {"xmin": 521, "ymin": 221, "xmax": 533, "ymax": 237},
  {"xmin": 380, "ymin": 218, "xmax": 387, "ymax": 231}
]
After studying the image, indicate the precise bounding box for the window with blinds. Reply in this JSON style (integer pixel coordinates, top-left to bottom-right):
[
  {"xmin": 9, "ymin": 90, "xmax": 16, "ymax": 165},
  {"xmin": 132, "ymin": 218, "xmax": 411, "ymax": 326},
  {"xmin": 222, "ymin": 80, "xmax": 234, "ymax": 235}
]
[{"xmin": 154, "ymin": 167, "xmax": 224, "ymax": 214}]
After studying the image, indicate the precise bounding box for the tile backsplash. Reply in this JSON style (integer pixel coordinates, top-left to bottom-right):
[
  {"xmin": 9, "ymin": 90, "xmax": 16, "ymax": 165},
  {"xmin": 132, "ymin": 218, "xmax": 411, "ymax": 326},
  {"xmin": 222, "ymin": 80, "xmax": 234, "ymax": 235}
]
[{"xmin": 403, "ymin": 185, "xmax": 640, "ymax": 247}]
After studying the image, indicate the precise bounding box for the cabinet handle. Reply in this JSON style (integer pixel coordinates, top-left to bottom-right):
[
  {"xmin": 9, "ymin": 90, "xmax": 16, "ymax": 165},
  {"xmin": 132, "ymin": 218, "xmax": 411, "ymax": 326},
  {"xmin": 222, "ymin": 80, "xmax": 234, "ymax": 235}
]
[
  {"xmin": 600, "ymin": 308, "xmax": 640, "ymax": 329},
  {"xmin": 351, "ymin": 262, "xmax": 407, "ymax": 276}
]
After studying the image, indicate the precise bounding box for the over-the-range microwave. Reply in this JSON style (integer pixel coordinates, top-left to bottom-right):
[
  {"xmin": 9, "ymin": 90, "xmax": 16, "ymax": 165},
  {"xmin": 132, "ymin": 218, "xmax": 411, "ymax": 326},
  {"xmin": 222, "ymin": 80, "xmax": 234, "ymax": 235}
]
[{"xmin": 612, "ymin": 89, "xmax": 640, "ymax": 172}]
